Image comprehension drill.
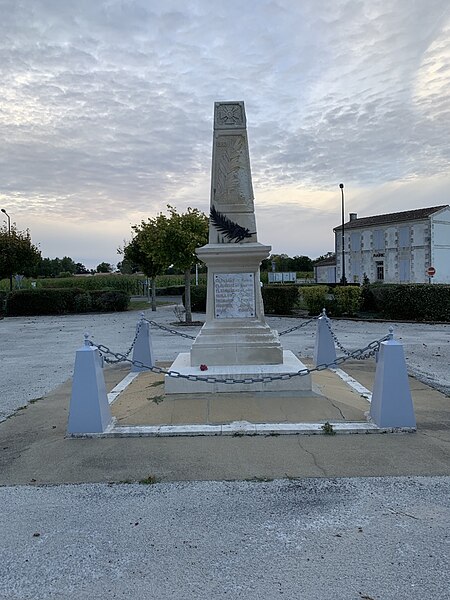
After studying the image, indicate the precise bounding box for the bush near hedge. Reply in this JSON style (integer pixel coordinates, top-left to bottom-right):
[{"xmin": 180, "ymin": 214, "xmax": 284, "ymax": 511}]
[
  {"xmin": 365, "ymin": 284, "xmax": 450, "ymax": 321},
  {"xmin": 300, "ymin": 285, "xmax": 362, "ymax": 316},
  {"xmin": 0, "ymin": 290, "xmax": 8, "ymax": 316},
  {"xmin": 6, "ymin": 288, "xmax": 130, "ymax": 316},
  {"xmin": 182, "ymin": 285, "xmax": 207, "ymax": 312},
  {"xmin": 261, "ymin": 285, "xmax": 299, "ymax": 315}
]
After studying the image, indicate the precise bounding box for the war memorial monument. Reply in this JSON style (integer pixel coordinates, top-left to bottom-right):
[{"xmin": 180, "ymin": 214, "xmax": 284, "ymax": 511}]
[{"xmin": 165, "ymin": 102, "xmax": 312, "ymax": 394}]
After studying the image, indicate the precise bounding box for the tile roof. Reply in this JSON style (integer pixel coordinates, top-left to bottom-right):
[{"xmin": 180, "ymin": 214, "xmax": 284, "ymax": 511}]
[
  {"xmin": 314, "ymin": 256, "xmax": 336, "ymax": 266},
  {"xmin": 333, "ymin": 205, "xmax": 448, "ymax": 231}
]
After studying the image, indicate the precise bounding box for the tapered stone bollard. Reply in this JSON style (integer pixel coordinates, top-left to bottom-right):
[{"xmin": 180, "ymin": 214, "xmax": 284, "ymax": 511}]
[
  {"xmin": 67, "ymin": 334, "xmax": 113, "ymax": 434},
  {"xmin": 369, "ymin": 327, "xmax": 416, "ymax": 429},
  {"xmin": 131, "ymin": 313, "xmax": 154, "ymax": 372},
  {"xmin": 313, "ymin": 309, "xmax": 337, "ymax": 367}
]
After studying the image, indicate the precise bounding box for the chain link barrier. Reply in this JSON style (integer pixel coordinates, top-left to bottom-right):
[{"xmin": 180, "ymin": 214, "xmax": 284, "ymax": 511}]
[
  {"xmin": 89, "ymin": 332, "xmax": 389, "ymax": 385},
  {"xmin": 143, "ymin": 318, "xmax": 197, "ymax": 340},
  {"xmin": 324, "ymin": 317, "xmax": 387, "ymax": 360},
  {"xmin": 101, "ymin": 319, "xmax": 143, "ymax": 364},
  {"xmin": 144, "ymin": 315, "xmax": 319, "ymax": 340},
  {"xmin": 278, "ymin": 315, "xmax": 319, "ymax": 336}
]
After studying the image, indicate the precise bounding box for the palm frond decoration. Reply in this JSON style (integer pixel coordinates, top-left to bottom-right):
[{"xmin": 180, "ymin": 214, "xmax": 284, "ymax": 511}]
[{"xmin": 210, "ymin": 206, "xmax": 255, "ymax": 243}]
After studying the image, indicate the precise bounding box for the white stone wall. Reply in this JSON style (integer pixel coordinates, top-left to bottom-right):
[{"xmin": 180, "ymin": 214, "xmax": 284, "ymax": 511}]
[
  {"xmin": 315, "ymin": 265, "xmax": 336, "ymax": 284},
  {"xmin": 430, "ymin": 207, "xmax": 450, "ymax": 283}
]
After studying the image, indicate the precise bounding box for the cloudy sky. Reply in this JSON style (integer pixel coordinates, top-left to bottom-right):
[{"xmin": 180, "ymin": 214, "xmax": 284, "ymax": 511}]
[{"xmin": 1, "ymin": 0, "xmax": 449, "ymax": 269}]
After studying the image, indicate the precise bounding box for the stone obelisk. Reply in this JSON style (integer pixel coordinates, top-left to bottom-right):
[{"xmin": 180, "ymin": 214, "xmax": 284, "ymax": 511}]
[
  {"xmin": 165, "ymin": 101, "xmax": 311, "ymax": 394},
  {"xmin": 191, "ymin": 101, "xmax": 283, "ymax": 366}
]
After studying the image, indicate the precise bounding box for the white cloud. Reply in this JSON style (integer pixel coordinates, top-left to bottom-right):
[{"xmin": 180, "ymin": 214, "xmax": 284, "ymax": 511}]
[{"xmin": 0, "ymin": 0, "xmax": 449, "ymax": 264}]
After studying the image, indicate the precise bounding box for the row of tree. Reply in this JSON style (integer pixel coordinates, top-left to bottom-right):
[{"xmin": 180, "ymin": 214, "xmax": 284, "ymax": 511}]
[{"xmin": 0, "ymin": 223, "xmax": 116, "ymax": 286}]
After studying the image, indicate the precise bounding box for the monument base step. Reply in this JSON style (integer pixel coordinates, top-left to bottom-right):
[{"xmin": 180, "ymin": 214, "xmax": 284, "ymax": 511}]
[{"xmin": 164, "ymin": 351, "xmax": 312, "ymax": 394}]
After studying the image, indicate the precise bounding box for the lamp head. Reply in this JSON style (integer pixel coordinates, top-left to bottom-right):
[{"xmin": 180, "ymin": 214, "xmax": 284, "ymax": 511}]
[
  {"xmin": 1, "ymin": 208, "xmax": 6, "ymax": 214},
  {"xmin": 339, "ymin": 183, "xmax": 344, "ymax": 189}
]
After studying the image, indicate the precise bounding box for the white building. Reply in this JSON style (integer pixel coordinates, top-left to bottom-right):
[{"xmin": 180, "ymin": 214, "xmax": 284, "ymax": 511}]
[
  {"xmin": 314, "ymin": 255, "xmax": 336, "ymax": 284},
  {"xmin": 333, "ymin": 205, "xmax": 450, "ymax": 284}
]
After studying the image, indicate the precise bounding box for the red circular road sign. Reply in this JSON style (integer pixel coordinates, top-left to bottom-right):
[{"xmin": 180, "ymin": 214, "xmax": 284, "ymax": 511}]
[{"xmin": 427, "ymin": 266, "xmax": 436, "ymax": 276}]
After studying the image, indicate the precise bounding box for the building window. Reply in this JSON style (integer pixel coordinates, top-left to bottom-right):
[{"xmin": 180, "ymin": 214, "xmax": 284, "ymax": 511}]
[
  {"xmin": 351, "ymin": 259, "xmax": 361, "ymax": 283},
  {"xmin": 399, "ymin": 226, "xmax": 410, "ymax": 247},
  {"xmin": 351, "ymin": 232, "xmax": 361, "ymax": 251},
  {"xmin": 376, "ymin": 261, "xmax": 384, "ymax": 281},
  {"xmin": 399, "ymin": 259, "xmax": 410, "ymax": 282},
  {"xmin": 373, "ymin": 229, "xmax": 385, "ymax": 250}
]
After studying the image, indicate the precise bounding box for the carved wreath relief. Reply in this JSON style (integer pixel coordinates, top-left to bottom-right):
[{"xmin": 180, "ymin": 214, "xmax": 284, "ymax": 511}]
[{"xmin": 214, "ymin": 135, "xmax": 253, "ymax": 206}]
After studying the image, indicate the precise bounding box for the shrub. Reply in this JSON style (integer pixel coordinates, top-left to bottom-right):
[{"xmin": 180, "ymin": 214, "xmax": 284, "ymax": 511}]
[
  {"xmin": 367, "ymin": 284, "xmax": 450, "ymax": 321},
  {"xmin": 183, "ymin": 285, "xmax": 207, "ymax": 312},
  {"xmin": 300, "ymin": 286, "xmax": 331, "ymax": 316},
  {"xmin": 5, "ymin": 288, "xmax": 129, "ymax": 316},
  {"xmin": 261, "ymin": 285, "xmax": 299, "ymax": 315},
  {"xmin": 334, "ymin": 286, "xmax": 362, "ymax": 316},
  {"xmin": 89, "ymin": 290, "xmax": 130, "ymax": 312},
  {"xmin": 74, "ymin": 292, "xmax": 92, "ymax": 313},
  {"xmin": 6, "ymin": 288, "xmax": 84, "ymax": 316},
  {"xmin": 0, "ymin": 291, "xmax": 8, "ymax": 316},
  {"xmin": 39, "ymin": 274, "xmax": 143, "ymax": 295},
  {"xmin": 156, "ymin": 285, "xmax": 185, "ymax": 296}
]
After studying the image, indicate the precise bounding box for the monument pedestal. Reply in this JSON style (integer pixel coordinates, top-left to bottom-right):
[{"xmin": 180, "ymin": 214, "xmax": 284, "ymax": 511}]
[
  {"xmin": 190, "ymin": 243, "xmax": 283, "ymax": 366},
  {"xmin": 165, "ymin": 351, "xmax": 311, "ymax": 394},
  {"xmin": 164, "ymin": 242, "xmax": 312, "ymax": 395}
]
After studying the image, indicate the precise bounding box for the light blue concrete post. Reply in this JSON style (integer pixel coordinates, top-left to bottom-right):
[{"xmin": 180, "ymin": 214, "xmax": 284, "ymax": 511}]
[
  {"xmin": 131, "ymin": 313, "xmax": 154, "ymax": 372},
  {"xmin": 313, "ymin": 309, "xmax": 337, "ymax": 367},
  {"xmin": 67, "ymin": 335, "xmax": 113, "ymax": 434},
  {"xmin": 369, "ymin": 327, "xmax": 416, "ymax": 429}
]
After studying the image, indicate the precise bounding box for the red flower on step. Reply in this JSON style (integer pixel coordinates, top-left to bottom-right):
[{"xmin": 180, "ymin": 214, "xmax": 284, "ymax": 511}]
[{"xmin": 200, "ymin": 364, "xmax": 208, "ymax": 371}]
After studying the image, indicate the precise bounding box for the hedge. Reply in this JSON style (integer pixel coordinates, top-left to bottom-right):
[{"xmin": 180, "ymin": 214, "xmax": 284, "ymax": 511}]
[
  {"xmin": 364, "ymin": 284, "xmax": 450, "ymax": 321},
  {"xmin": 182, "ymin": 285, "xmax": 207, "ymax": 312},
  {"xmin": 261, "ymin": 285, "xmax": 299, "ymax": 315},
  {"xmin": 38, "ymin": 274, "xmax": 142, "ymax": 294},
  {"xmin": 6, "ymin": 288, "xmax": 130, "ymax": 316},
  {"xmin": 0, "ymin": 290, "xmax": 8, "ymax": 317}
]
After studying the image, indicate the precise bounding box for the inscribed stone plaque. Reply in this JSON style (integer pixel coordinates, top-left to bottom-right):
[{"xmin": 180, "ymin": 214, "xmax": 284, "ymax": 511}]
[{"xmin": 214, "ymin": 273, "xmax": 255, "ymax": 318}]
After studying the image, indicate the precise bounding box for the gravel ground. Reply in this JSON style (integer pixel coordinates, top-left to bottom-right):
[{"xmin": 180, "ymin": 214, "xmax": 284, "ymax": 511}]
[
  {"xmin": 0, "ymin": 476, "xmax": 449, "ymax": 600},
  {"xmin": 1, "ymin": 305, "xmax": 449, "ymax": 422},
  {"xmin": 1, "ymin": 305, "xmax": 450, "ymax": 599}
]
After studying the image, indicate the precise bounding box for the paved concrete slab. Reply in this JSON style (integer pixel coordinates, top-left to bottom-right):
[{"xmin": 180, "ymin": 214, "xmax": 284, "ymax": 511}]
[
  {"xmin": 1, "ymin": 361, "xmax": 449, "ymax": 486},
  {"xmin": 110, "ymin": 363, "xmax": 368, "ymax": 426}
]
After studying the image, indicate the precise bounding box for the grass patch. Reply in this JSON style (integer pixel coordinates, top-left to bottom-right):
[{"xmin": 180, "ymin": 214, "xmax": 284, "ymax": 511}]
[
  {"xmin": 139, "ymin": 475, "xmax": 159, "ymax": 485},
  {"xmin": 321, "ymin": 421, "xmax": 336, "ymax": 435},
  {"xmin": 151, "ymin": 395, "xmax": 164, "ymax": 404},
  {"xmin": 148, "ymin": 380, "xmax": 164, "ymax": 387}
]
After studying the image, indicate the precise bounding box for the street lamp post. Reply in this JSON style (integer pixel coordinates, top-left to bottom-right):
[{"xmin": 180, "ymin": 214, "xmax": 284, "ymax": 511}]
[
  {"xmin": 339, "ymin": 184, "xmax": 347, "ymax": 285},
  {"xmin": 1, "ymin": 208, "xmax": 13, "ymax": 291}
]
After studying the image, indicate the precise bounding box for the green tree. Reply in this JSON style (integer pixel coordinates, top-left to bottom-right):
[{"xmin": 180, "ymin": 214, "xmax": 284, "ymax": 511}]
[
  {"xmin": 96, "ymin": 262, "xmax": 113, "ymax": 273},
  {"xmin": 154, "ymin": 206, "xmax": 208, "ymax": 323},
  {"xmin": 120, "ymin": 228, "xmax": 166, "ymax": 311},
  {"xmin": 75, "ymin": 262, "xmax": 89, "ymax": 275},
  {"xmin": 128, "ymin": 206, "xmax": 208, "ymax": 322},
  {"xmin": 0, "ymin": 224, "xmax": 41, "ymax": 288}
]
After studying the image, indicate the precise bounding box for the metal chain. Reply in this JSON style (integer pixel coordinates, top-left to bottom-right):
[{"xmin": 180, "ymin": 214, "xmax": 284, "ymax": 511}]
[
  {"xmin": 101, "ymin": 320, "xmax": 144, "ymax": 364},
  {"xmin": 89, "ymin": 333, "xmax": 389, "ymax": 385},
  {"xmin": 144, "ymin": 314, "xmax": 319, "ymax": 340},
  {"xmin": 278, "ymin": 315, "xmax": 319, "ymax": 336},
  {"xmin": 143, "ymin": 318, "xmax": 197, "ymax": 340},
  {"xmin": 325, "ymin": 318, "xmax": 388, "ymax": 360}
]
